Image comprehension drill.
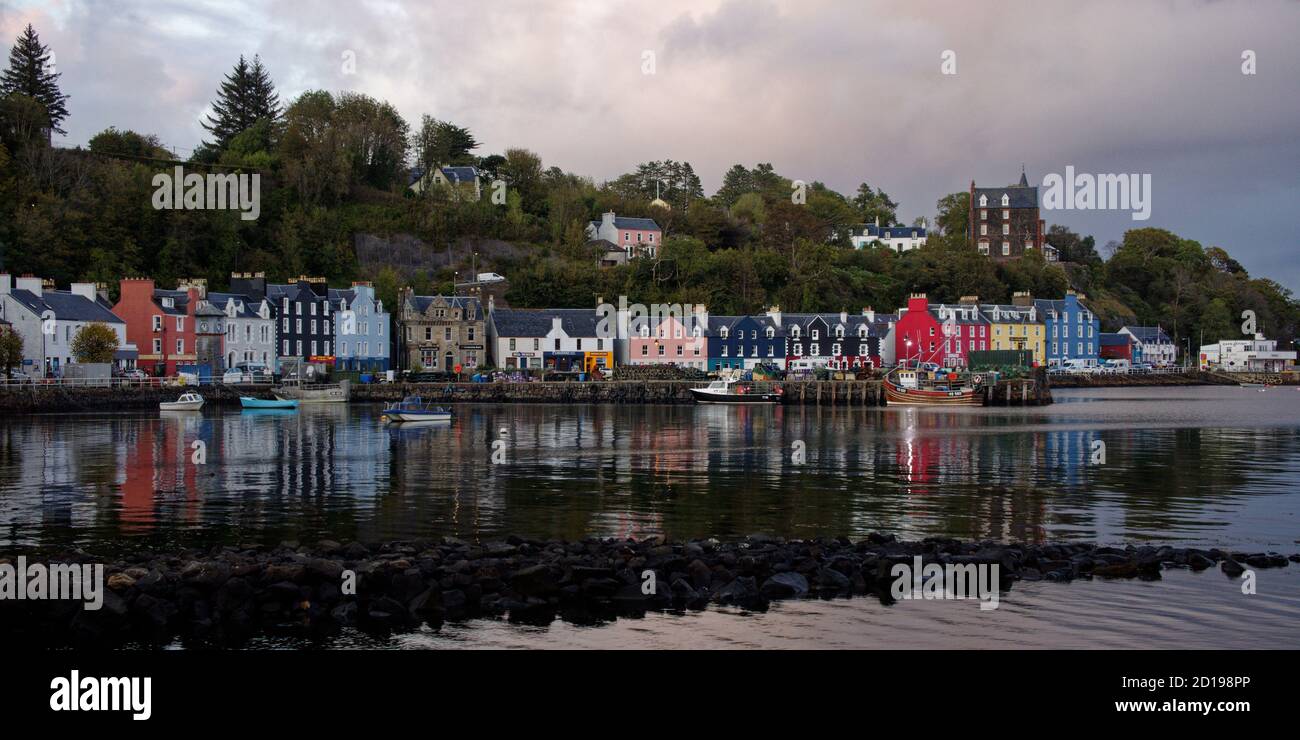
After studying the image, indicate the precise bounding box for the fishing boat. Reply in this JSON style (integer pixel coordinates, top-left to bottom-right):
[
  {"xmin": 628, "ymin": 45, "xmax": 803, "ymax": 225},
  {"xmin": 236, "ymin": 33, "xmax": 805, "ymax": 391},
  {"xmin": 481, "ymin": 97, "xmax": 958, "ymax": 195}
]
[
  {"xmin": 882, "ymin": 368, "xmax": 984, "ymax": 406},
  {"xmin": 272, "ymin": 379, "xmax": 350, "ymax": 403},
  {"xmin": 689, "ymin": 378, "xmax": 783, "ymax": 404},
  {"xmin": 381, "ymin": 395, "xmax": 453, "ymax": 422},
  {"xmin": 240, "ymin": 396, "xmax": 299, "ymax": 410},
  {"xmin": 159, "ymin": 392, "xmax": 204, "ymax": 411}
]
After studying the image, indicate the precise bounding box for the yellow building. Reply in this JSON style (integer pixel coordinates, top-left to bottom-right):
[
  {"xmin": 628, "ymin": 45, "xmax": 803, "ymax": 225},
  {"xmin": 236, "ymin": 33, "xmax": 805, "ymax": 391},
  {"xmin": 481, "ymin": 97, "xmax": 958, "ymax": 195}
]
[{"xmin": 981, "ymin": 293, "xmax": 1046, "ymax": 365}]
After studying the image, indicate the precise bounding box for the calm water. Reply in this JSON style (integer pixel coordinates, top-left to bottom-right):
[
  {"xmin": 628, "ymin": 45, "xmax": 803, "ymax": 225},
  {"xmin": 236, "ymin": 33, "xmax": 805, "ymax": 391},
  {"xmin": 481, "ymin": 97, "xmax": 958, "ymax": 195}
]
[{"xmin": 4, "ymin": 386, "xmax": 1298, "ymax": 648}]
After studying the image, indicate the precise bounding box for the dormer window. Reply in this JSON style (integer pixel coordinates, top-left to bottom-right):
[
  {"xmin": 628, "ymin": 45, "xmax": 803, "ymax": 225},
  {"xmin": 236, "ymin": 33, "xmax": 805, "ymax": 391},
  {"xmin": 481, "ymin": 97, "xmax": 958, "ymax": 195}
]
[
  {"xmin": 979, "ymin": 194, "xmax": 988, "ymax": 207},
  {"xmin": 162, "ymin": 297, "xmax": 174, "ymax": 308},
  {"xmin": 719, "ymin": 327, "xmax": 728, "ymax": 339},
  {"xmin": 766, "ymin": 328, "xmax": 775, "ymax": 339}
]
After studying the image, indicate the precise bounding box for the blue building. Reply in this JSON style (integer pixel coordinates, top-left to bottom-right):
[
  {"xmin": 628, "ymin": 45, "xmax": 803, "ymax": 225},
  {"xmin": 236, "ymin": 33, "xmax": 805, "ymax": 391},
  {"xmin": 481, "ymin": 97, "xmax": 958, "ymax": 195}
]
[
  {"xmin": 1034, "ymin": 292, "xmax": 1100, "ymax": 367},
  {"xmin": 330, "ymin": 282, "xmax": 390, "ymax": 372},
  {"xmin": 707, "ymin": 313, "xmax": 786, "ymax": 371}
]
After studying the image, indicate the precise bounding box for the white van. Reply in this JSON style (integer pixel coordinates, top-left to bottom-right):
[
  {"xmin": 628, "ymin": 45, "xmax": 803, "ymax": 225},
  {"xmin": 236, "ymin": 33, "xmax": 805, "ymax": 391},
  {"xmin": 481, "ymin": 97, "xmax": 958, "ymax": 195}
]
[{"xmin": 1060, "ymin": 358, "xmax": 1096, "ymax": 374}]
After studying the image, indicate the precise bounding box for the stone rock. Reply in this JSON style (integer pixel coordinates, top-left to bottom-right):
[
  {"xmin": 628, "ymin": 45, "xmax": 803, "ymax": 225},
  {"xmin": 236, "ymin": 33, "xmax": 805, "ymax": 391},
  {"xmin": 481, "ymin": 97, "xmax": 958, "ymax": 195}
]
[{"xmin": 760, "ymin": 572, "xmax": 809, "ymax": 599}]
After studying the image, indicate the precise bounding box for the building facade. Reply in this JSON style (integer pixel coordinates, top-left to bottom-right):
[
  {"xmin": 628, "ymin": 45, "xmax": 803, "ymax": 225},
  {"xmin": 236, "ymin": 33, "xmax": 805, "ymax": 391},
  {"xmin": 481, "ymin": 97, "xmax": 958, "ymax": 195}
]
[
  {"xmin": 112, "ymin": 278, "xmax": 201, "ymax": 377},
  {"xmin": 398, "ymin": 291, "xmax": 485, "ymax": 372},
  {"xmin": 489, "ymin": 307, "xmax": 609, "ymax": 372},
  {"xmin": 628, "ymin": 313, "xmax": 708, "ymax": 369},
  {"xmin": 1, "ymin": 275, "xmax": 130, "ymax": 377},
  {"xmin": 1119, "ymin": 326, "xmax": 1177, "ymax": 366},
  {"xmin": 848, "ymin": 218, "xmax": 928, "ymax": 252},
  {"xmin": 266, "ymin": 278, "xmax": 334, "ymax": 373},
  {"xmin": 331, "ymin": 282, "xmax": 390, "ymax": 372},
  {"xmin": 585, "ymin": 212, "xmax": 662, "ymax": 260},
  {"xmin": 1198, "ymin": 337, "xmax": 1296, "ymax": 372},
  {"xmin": 982, "ymin": 294, "xmax": 1046, "ymax": 365},
  {"xmin": 709, "ymin": 313, "xmax": 785, "ymax": 371},
  {"xmin": 207, "ymin": 290, "xmax": 276, "ymax": 370},
  {"xmin": 1035, "ymin": 292, "xmax": 1100, "ymax": 366},
  {"xmin": 969, "ymin": 171, "xmax": 1045, "ymax": 261}
]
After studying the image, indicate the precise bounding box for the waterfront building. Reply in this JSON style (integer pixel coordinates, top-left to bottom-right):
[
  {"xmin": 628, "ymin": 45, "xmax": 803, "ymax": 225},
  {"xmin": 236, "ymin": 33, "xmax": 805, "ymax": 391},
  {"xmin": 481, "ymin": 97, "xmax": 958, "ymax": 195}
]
[
  {"xmin": 397, "ymin": 290, "xmax": 485, "ymax": 372},
  {"xmin": 585, "ymin": 212, "xmax": 662, "ymax": 260},
  {"xmin": 1099, "ymin": 332, "xmax": 1139, "ymax": 362},
  {"xmin": 112, "ymin": 277, "xmax": 203, "ymax": 377},
  {"xmin": 1118, "ymin": 326, "xmax": 1177, "ymax": 366},
  {"xmin": 265, "ymin": 277, "xmax": 334, "ymax": 374},
  {"xmin": 1035, "ymin": 291, "xmax": 1100, "ymax": 366},
  {"xmin": 330, "ymin": 282, "xmax": 391, "ymax": 373},
  {"xmin": 894, "ymin": 294, "xmax": 947, "ymax": 367},
  {"xmin": 206, "ymin": 287, "xmax": 276, "ymax": 371},
  {"xmin": 982, "ymin": 293, "xmax": 1046, "ymax": 365},
  {"xmin": 628, "ymin": 311, "xmax": 708, "ymax": 369},
  {"xmin": 784, "ymin": 310, "xmax": 883, "ymax": 371},
  {"xmin": 709, "ymin": 311, "xmax": 784, "ymax": 371},
  {"xmin": 1, "ymin": 274, "xmax": 131, "ymax": 377},
  {"xmin": 1198, "ymin": 336, "xmax": 1295, "ymax": 372},
  {"xmin": 488, "ymin": 305, "xmax": 609, "ymax": 372},
  {"xmin": 969, "ymin": 170, "xmax": 1046, "ymax": 261},
  {"xmin": 193, "ymin": 298, "xmax": 226, "ymax": 381},
  {"xmin": 931, "ymin": 299, "xmax": 992, "ymax": 368}
]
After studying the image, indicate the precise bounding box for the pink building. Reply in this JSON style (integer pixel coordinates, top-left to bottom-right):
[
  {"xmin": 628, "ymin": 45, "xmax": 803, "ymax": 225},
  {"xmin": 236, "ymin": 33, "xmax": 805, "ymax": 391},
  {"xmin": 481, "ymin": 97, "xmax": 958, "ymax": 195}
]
[
  {"xmin": 585, "ymin": 212, "xmax": 662, "ymax": 259},
  {"xmin": 628, "ymin": 313, "xmax": 707, "ymax": 369}
]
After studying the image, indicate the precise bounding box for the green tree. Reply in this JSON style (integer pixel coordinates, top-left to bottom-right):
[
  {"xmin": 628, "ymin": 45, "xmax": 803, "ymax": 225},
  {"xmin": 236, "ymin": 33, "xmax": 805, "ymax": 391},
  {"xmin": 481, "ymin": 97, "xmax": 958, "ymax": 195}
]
[
  {"xmin": 412, "ymin": 116, "xmax": 479, "ymax": 171},
  {"xmin": 0, "ymin": 330, "xmax": 22, "ymax": 374},
  {"xmin": 88, "ymin": 127, "xmax": 169, "ymax": 159},
  {"xmin": 852, "ymin": 183, "xmax": 898, "ymax": 225},
  {"xmin": 1, "ymin": 24, "xmax": 69, "ymax": 135},
  {"xmin": 202, "ymin": 55, "xmax": 281, "ymax": 150},
  {"xmin": 71, "ymin": 323, "xmax": 120, "ymax": 364}
]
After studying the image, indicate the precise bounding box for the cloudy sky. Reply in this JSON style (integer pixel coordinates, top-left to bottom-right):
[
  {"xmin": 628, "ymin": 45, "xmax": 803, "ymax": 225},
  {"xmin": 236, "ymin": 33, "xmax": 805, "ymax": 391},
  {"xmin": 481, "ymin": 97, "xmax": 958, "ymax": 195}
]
[{"xmin": 4, "ymin": 0, "xmax": 1299, "ymax": 288}]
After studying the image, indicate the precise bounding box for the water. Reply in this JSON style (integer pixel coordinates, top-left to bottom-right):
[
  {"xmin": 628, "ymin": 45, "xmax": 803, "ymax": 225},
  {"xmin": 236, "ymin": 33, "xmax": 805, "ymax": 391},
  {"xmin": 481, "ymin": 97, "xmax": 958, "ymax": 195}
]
[{"xmin": 3, "ymin": 386, "xmax": 1298, "ymax": 648}]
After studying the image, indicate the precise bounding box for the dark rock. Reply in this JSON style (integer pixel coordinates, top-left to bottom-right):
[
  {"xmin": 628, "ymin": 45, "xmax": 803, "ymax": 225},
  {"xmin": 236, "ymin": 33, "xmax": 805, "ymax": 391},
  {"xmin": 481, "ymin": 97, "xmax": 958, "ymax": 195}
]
[{"xmin": 760, "ymin": 572, "xmax": 809, "ymax": 599}]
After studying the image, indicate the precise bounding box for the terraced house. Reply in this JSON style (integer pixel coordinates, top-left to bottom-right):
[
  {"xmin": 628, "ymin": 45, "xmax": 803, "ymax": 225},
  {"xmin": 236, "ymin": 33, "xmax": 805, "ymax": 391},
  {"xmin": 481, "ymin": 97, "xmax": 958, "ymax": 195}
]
[
  {"xmin": 267, "ymin": 278, "xmax": 334, "ymax": 372},
  {"xmin": 1, "ymin": 274, "xmax": 131, "ymax": 377},
  {"xmin": 785, "ymin": 310, "xmax": 883, "ymax": 371},
  {"xmin": 398, "ymin": 291, "xmax": 485, "ymax": 372},
  {"xmin": 330, "ymin": 282, "xmax": 390, "ymax": 372},
  {"xmin": 982, "ymin": 294, "xmax": 1045, "ymax": 365},
  {"xmin": 206, "ymin": 285, "xmax": 276, "ymax": 371},
  {"xmin": 113, "ymin": 277, "xmax": 201, "ymax": 377},
  {"xmin": 708, "ymin": 311, "xmax": 784, "ymax": 371},
  {"xmin": 1034, "ymin": 291, "xmax": 1100, "ymax": 366},
  {"xmin": 488, "ymin": 306, "xmax": 606, "ymax": 372}
]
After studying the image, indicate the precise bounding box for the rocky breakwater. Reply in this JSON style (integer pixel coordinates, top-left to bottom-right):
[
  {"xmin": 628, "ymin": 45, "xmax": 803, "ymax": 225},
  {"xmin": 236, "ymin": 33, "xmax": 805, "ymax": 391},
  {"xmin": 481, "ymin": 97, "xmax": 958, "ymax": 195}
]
[{"xmin": 3, "ymin": 535, "xmax": 1294, "ymax": 648}]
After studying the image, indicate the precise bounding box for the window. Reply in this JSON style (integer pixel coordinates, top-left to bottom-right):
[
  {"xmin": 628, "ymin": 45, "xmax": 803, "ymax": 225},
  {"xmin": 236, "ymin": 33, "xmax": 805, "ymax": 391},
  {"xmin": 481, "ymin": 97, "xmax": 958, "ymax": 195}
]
[
  {"xmin": 980, "ymin": 224, "xmax": 988, "ymax": 236},
  {"xmin": 445, "ymin": 327, "xmax": 452, "ymax": 341},
  {"xmin": 509, "ymin": 338, "xmax": 516, "ymax": 352},
  {"xmin": 283, "ymin": 340, "xmax": 289, "ymax": 355},
  {"xmin": 811, "ymin": 329, "xmax": 819, "ymax": 340},
  {"xmin": 296, "ymin": 341, "xmax": 302, "ymax": 356},
  {"xmin": 1001, "ymin": 193, "xmax": 1009, "ymax": 206},
  {"xmin": 554, "ymin": 338, "xmax": 561, "ymax": 351},
  {"xmin": 1002, "ymin": 223, "xmax": 1009, "ymax": 236},
  {"xmin": 340, "ymin": 342, "xmax": 347, "ymax": 356},
  {"xmin": 675, "ymin": 345, "xmax": 683, "ymax": 356},
  {"xmin": 311, "ymin": 319, "xmax": 317, "ymax": 334},
  {"xmin": 468, "ymin": 328, "xmax": 475, "ymax": 341},
  {"xmin": 175, "ymin": 339, "xmax": 184, "ymax": 354},
  {"xmin": 311, "ymin": 341, "xmax": 318, "ymax": 356},
  {"xmin": 720, "ymin": 346, "xmax": 727, "ymax": 357},
  {"xmin": 980, "ymin": 209, "xmax": 987, "ymax": 220},
  {"xmin": 720, "ymin": 327, "xmax": 728, "ymax": 339},
  {"xmin": 283, "ymin": 298, "xmax": 289, "ymax": 314},
  {"xmin": 1002, "ymin": 242, "xmax": 1010, "ymax": 255},
  {"xmin": 811, "ymin": 343, "xmax": 819, "ymax": 356},
  {"xmin": 1002, "ymin": 209, "xmax": 1009, "ymax": 219},
  {"xmin": 657, "ymin": 344, "xmax": 665, "ymax": 356},
  {"xmin": 310, "ymin": 302, "xmax": 317, "ymax": 316},
  {"xmin": 979, "ymin": 194, "xmax": 987, "ymax": 207},
  {"xmin": 296, "ymin": 319, "xmax": 303, "ymax": 333},
  {"xmin": 176, "ymin": 316, "xmax": 184, "ymax": 331},
  {"xmin": 152, "ymin": 315, "xmax": 162, "ymax": 331},
  {"xmin": 153, "ymin": 338, "xmax": 162, "ymax": 354}
]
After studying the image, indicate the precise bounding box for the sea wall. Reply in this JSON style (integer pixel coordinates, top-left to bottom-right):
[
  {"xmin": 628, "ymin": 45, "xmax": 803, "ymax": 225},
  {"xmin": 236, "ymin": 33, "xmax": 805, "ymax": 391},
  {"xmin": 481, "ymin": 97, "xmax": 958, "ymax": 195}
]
[
  {"xmin": 0, "ymin": 377, "xmax": 1051, "ymax": 413},
  {"xmin": 1048, "ymin": 370, "xmax": 1286, "ymax": 388}
]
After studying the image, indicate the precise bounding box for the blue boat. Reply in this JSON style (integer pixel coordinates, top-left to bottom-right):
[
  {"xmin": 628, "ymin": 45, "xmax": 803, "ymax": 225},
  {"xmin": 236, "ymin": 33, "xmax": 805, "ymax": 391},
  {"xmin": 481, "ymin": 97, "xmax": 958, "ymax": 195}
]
[
  {"xmin": 381, "ymin": 395, "xmax": 452, "ymax": 422},
  {"xmin": 240, "ymin": 396, "xmax": 299, "ymax": 410}
]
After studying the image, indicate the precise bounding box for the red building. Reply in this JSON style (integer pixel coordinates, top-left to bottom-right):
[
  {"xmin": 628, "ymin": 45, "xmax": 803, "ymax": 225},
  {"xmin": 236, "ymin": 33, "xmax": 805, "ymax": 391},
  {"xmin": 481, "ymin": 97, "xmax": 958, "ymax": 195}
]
[
  {"xmin": 1099, "ymin": 332, "xmax": 1134, "ymax": 361},
  {"xmin": 894, "ymin": 294, "xmax": 945, "ymax": 367},
  {"xmin": 112, "ymin": 278, "xmax": 201, "ymax": 377}
]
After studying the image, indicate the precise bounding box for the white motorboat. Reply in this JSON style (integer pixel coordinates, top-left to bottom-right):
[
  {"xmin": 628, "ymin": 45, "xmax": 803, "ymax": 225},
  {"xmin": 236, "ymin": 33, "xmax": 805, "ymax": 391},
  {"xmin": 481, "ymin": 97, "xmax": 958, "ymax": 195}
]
[
  {"xmin": 160, "ymin": 392, "xmax": 204, "ymax": 411},
  {"xmin": 689, "ymin": 378, "xmax": 783, "ymax": 404}
]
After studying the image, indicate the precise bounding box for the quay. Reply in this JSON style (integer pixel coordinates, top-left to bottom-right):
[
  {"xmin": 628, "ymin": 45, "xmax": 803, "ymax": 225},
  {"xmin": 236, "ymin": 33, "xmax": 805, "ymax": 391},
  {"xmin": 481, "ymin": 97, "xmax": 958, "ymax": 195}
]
[{"xmin": 0, "ymin": 376, "xmax": 1052, "ymax": 413}]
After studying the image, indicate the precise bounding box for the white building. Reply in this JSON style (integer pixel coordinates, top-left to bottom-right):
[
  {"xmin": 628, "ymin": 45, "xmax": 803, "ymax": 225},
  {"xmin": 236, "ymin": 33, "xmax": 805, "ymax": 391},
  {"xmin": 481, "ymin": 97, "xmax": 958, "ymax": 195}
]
[
  {"xmin": 1199, "ymin": 336, "xmax": 1295, "ymax": 372},
  {"xmin": 488, "ymin": 307, "xmax": 609, "ymax": 371},
  {"xmin": 847, "ymin": 218, "xmax": 928, "ymax": 252},
  {"xmin": 206, "ymin": 291, "xmax": 276, "ymax": 370},
  {"xmin": 0, "ymin": 274, "xmax": 132, "ymax": 377},
  {"xmin": 1119, "ymin": 326, "xmax": 1178, "ymax": 367}
]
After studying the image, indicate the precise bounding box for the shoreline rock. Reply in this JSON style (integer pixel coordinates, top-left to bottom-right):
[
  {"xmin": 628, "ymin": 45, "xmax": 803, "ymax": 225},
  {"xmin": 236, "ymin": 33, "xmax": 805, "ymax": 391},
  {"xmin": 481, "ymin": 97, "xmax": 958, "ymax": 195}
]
[{"xmin": 2, "ymin": 535, "xmax": 1294, "ymax": 648}]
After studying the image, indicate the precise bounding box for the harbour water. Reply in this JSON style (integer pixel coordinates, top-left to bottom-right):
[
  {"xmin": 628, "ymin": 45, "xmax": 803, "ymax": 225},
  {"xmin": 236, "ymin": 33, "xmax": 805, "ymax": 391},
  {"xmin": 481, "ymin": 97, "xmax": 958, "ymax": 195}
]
[{"xmin": 3, "ymin": 386, "xmax": 1298, "ymax": 648}]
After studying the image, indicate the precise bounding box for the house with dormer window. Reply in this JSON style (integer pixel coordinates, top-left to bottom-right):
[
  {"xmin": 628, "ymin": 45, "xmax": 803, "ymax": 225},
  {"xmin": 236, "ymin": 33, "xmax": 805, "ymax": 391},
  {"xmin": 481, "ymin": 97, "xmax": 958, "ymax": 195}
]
[
  {"xmin": 585, "ymin": 212, "xmax": 663, "ymax": 260},
  {"xmin": 398, "ymin": 290, "xmax": 484, "ymax": 371},
  {"xmin": 330, "ymin": 282, "xmax": 390, "ymax": 372},
  {"xmin": 968, "ymin": 169, "xmax": 1045, "ymax": 261}
]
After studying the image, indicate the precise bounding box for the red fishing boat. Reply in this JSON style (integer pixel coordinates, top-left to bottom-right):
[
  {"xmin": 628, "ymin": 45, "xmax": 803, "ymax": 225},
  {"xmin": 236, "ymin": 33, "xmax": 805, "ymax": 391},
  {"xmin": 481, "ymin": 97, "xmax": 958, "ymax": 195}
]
[{"xmin": 883, "ymin": 368, "xmax": 984, "ymax": 406}]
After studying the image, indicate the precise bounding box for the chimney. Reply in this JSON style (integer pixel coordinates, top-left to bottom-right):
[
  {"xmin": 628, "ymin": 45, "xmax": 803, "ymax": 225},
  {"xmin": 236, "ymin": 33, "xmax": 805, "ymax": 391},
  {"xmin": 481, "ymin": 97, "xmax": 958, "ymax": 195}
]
[
  {"xmin": 840, "ymin": 310, "xmax": 848, "ymax": 325},
  {"xmin": 906, "ymin": 294, "xmax": 929, "ymax": 313},
  {"xmin": 766, "ymin": 305, "xmax": 782, "ymax": 327},
  {"xmin": 958, "ymin": 295, "xmax": 979, "ymax": 305},
  {"xmin": 177, "ymin": 277, "xmax": 208, "ymax": 298},
  {"xmin": 15, "ymin": 275, "xmax": 43, "ymax": 296},
  {"xmin": 70, "ymin": 282, "xmax": 96, "ymax": 301},
  {"xmin": 1012, "ymin": 291, "xmax": 1033, "ymax": 307},
  {"xmin": 0, "ymin": 274, "xmax": 10, "ymax": 295},
  {"xmin": 551, "ymin": 316, "xmax": 563, "ymax": 335},
  {"xmin": 862, "ymin": 306, "xmax": 875, "ymax": 322},
  {"xmin": 602, "ymin": 212, "xmax": 616, "ymax": 230}
]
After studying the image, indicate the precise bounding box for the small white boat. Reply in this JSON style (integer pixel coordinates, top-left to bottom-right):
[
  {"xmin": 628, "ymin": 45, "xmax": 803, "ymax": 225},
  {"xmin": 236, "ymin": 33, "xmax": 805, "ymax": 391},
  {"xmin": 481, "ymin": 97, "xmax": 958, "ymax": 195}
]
[
  {"xmin": 381, "ymin": 395, "xmax": 453, "ymax": 422},
  {"xmin": 689, "ymin": 378, "xmax": 783, "ymax": 404},
  {"xmin": 160, "ymin": 392, "xmax": 204, "ymax": 411}
]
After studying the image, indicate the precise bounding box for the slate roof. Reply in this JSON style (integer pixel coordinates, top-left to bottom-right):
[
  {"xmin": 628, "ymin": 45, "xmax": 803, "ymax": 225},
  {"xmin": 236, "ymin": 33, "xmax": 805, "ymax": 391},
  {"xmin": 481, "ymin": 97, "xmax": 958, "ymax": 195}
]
[
  {"xmin": 9, "ymin": 289, "xmax": 124, "ymax": 323},
  {"xmin": 1034, "ymin": 297, "xmax": 1094, "ymax": 320},
  {"xmin": 882, "ymin": 226, "xmax": 926, "ymax": 238},
  {"xmin": 1122, "ymin": 326, "xmax": 1173, "ymax": 345},
  {"xmin": 491, "ymin": 308, "xmax": 600, "ymax": 338},
  {"xmin": 407, "ymin": 294, "xmax": 481, "ymax": 316},
  {"xmin": 207, "ymin": 292, "xmax": 268, "ymax": 319},
  {"xmin": 589, "ymin": 216, "xmax": 661, "ymax": 231},
  {"xmin": 440, "ymin": 166, "xmax": 479, "ymax": 183},
  {"xmin": 973, "ymin": 172, "xmax": 1040, "ymax": 208},
  {"xmin": 979, "ymin": 304, "xmax": 1039, "ymax": 323},
  {"xmin": 153, "ymin": 289, "xmax": 190, "ymax": 315},
  {"xmin": 1100, "ymin": 333, "xmax": 1132, "ymax": 347},
  {"xmin": 929, "ymin": 304, "xmax": 990, "ymax": 325}
]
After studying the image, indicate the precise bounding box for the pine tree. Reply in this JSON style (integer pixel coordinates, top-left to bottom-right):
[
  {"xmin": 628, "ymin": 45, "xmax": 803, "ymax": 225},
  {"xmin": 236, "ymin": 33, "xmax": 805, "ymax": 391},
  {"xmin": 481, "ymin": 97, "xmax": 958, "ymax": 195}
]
[
  {"xmin": 202, "ymin": 54, "xmax": 281, "ymax": 149},
  {"xmin": 0, "ymin": 24, "xmax": 69, "ymax": 136}
]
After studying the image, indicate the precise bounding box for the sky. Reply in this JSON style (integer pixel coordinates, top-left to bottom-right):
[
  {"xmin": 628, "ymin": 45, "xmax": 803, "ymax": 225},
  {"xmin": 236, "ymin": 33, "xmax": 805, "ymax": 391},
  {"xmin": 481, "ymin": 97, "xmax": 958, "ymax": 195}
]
[{"xmin": 3, "ymin": 0, "xmax": 1299, "ymax": 289}]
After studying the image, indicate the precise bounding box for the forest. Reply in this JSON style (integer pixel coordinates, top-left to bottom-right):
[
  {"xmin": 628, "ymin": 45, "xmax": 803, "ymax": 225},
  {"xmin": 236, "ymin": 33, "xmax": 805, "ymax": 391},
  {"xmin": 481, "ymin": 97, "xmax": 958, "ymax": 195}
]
[{"xmin": 2, "ymin": 24, "xmax": 1296, "ymax": 350}]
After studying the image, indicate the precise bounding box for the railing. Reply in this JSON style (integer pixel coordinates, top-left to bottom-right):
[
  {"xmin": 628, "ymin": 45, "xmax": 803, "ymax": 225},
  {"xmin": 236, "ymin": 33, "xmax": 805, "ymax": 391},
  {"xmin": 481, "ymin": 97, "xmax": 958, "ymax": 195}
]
[{"xmin": 0, "ymin": 376, "xmax": 276, "ymax": 389}]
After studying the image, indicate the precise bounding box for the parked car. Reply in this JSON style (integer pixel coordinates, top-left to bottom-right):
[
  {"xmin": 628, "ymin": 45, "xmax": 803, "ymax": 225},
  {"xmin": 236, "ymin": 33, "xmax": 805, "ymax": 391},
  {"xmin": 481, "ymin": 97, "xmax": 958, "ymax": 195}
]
[{"xmin": 122, "ymin": 368, "xmax": 147, "ymax": 381}]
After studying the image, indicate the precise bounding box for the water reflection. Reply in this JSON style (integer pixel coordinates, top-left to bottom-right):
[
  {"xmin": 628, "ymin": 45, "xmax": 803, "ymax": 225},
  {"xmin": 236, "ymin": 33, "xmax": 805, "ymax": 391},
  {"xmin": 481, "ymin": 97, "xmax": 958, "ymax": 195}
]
[{"xmin": 2, "ymin": 387, "xmax": 1298, "ymax": 553}]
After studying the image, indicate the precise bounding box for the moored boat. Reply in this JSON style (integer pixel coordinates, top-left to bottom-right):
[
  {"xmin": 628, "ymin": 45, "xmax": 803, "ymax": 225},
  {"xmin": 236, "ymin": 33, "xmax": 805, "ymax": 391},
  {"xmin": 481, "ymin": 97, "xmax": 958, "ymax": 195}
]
[
  {"xmin": 883, "ymin": 368, "xmax": 983, "ymax": 406},
  {"xmin": 689, "ymin": 378, "xmax": 783, "ymax": 404},
  {"xmin": 240, "ymin": 396, "xmax": 299, "ymax": 410},
  {"xmin": 381, "ymin": 395, "xmax": 453, "ymax": 422},
  {"xmin": 159, "ymin": 392, "xmax": 204, "ymax": 411},
  {"xmin": 272, "ymin": 379, "xmax": 350, "ymax": 403}
]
